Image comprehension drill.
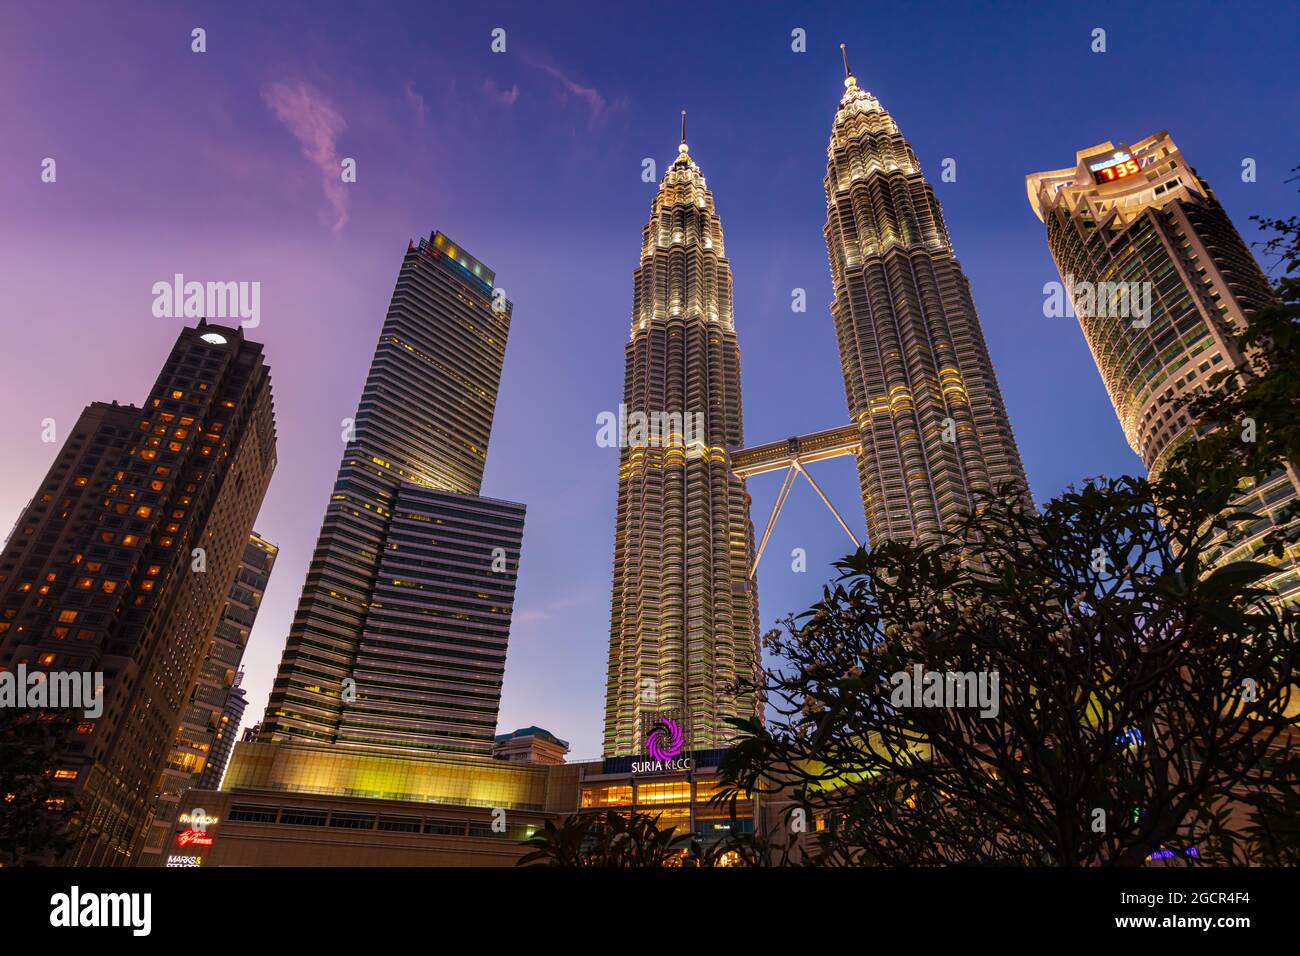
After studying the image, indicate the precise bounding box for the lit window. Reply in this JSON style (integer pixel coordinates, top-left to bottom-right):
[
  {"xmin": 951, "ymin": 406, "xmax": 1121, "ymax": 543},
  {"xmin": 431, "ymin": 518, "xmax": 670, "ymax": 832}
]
[
  {"xmin": 38, "ymin": 653, "xmax": 56, "ymax": 665},
  {"xmin": 53, "ymin": 770, "xmax": 78, "ymax": 780},
  {"xmin": 101, "ymin": 581, "xmax": 117, "ymax": 594},
  {"xmin": 77, "ymin": 577, "xmax": 94, "ymax": 590},
  {"xmin": 57, "ymin": 610, "xmax": 78, "ymax": 623},
  {"xmin": 122, "ymin": 535, "xmax": 139, "ymax": 547}
]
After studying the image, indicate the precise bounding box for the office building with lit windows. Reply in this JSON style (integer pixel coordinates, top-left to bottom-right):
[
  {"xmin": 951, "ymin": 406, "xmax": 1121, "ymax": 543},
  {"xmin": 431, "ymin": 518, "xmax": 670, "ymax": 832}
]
[
  {"xmin": 1027, "ymin": 132, "xmax": 1300, "ymax": 601},
  {"xmin": 822, "ymin": 53, "xmax": 1030, "ymax": 545},
  {"xmin": 202, "ymin": 676, "xmax": 249, "ymax": 790},
  {"xmin": 602, "ymin": 126, "xmax": 762, "ymax": 758},
  {"xmin": 262, "ymin": 232, "xmax": 526, "ymax": 756},
  {"xmin": 0, "ymin": 320, "xmax": 277, "ymax": 865},
  {"xmin": 139, "ymin": 531, "xmax": 277, "ymax": 865}
]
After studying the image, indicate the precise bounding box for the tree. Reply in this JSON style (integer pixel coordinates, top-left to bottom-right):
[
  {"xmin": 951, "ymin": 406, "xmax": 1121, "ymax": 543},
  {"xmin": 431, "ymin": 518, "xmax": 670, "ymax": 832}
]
[
  {"xmin": 518, "ymin": 810, "xmax": 691, "ymax": 867},
  {"xmin": 0, "ymin": 707, "xmax": 80, "ymax": 866},
  {"xmin": 517, "ymin": 807, "xmax": 770, "ymax": 867},
  {"xmin": 716, "ymin": 212, "xmax": 1300, "ymax": 867}
]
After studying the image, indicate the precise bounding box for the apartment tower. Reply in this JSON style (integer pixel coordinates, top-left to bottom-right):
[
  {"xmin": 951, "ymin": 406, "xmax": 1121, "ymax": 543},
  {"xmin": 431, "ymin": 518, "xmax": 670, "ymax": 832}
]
[{"xmin": 0, "ymin": 321, "xmax": 276, "ymax": 864}]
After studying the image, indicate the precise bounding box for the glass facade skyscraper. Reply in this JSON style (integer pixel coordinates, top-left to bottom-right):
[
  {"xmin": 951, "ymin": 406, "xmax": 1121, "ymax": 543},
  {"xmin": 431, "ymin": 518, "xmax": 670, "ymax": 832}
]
[
  {"xmin": 263, "ymin": 232, "xmax": 526, "ymax": 756},
  {"xmin": 1028, "ymin": 132, "xmax": 1300, "ymax": 601}
]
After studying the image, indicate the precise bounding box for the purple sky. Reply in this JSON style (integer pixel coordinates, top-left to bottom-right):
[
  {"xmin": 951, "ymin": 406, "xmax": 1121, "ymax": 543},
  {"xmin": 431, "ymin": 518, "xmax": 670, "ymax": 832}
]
[{"xmin": 2, "ymin": 1, "xmax": 1295, "ymax": 760}]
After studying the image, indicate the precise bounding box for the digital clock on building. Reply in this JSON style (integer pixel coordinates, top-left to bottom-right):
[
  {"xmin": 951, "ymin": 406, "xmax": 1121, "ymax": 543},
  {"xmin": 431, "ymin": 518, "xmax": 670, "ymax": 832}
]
[{"xmin": 1092, "ymin": 157, "xmax": 1141, "ymax": 184}]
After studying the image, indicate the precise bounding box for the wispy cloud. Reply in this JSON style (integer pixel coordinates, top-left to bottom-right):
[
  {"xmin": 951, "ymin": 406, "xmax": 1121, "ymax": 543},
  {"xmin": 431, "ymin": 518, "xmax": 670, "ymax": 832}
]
[
  {"xmin": 482, "ymin": 78, "xmax": 520, "ymax": 107},
  {"xmin": 404, "ymin": 79, "xmax": 429, "ymax": 126},
  {"xmin": 517, "ymin": 53, "xmax": 625, "ymax": 128},
  {"xmin": 261, "ymin": 79, "xmax": 349, "ymax": 235}
]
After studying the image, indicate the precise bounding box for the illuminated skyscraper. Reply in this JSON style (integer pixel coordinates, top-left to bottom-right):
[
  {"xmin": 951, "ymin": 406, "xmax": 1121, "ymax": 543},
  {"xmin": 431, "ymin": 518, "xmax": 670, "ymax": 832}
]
[
  {"xmin": 0, "ymin": 321, "xmax": 277, "ymax": 865},
  {"xmin": 1027, "ymin": 132, "xmax": 1300, "ymax": 601},
  {"xmin": 263, "ymin": 232, "xmax": 526, "ymax": 756},
  {"xmin": 823, "ymin": 50, "xmax": 1029, "ymax": 545},
  {"xmin": 603, "ymin": 123, "xmax": 761, "ymax": 757}
]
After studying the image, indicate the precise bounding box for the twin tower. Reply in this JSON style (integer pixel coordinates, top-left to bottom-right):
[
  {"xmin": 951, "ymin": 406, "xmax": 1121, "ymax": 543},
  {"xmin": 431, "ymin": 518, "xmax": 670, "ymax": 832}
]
[{"xmin": 603, "ymin": 56, "xmax": 1029, "ymax": 757}]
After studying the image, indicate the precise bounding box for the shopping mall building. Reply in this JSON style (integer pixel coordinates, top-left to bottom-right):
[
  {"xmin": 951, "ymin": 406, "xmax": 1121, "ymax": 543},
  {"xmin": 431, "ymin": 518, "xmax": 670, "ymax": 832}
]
[{"xmin": 157, "ymin": 739, "xmax": 767, "ymax": 867}]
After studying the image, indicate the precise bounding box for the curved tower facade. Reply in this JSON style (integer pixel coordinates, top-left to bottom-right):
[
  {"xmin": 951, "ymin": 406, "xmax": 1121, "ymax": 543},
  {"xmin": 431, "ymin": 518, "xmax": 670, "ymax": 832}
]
[
  {"xmin": 1027, "ymin": 132, "xmax": 1299, "ymax": 602},
  {"xmin": 823, "ymin": 59, "xmax": 1029, "ymax": 545},
  {"xmin": 603, "ymin": 134, "xmax": 761, "ymax": 757}
]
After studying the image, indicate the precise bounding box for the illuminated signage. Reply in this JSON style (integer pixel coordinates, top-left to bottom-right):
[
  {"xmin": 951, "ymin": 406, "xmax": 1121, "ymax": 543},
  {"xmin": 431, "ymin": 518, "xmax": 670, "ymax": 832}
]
[
  {"xmin": 176, "ymin": 829, "xmax": 214, "ymax": 848},
  {"xmin": 178, "ymin": 811, "xmax": 218, "ymax": 827},
  {"xmin": 1089, "ymin": 152, "xmax": 1141, "ymax": 184},
  {"xmin": 632, "ymin": 717, "xmax": 692, "ymax": 774},
  {"xmin": 166, "ymin": 854, "xmax": 202, "ymax": 867}
]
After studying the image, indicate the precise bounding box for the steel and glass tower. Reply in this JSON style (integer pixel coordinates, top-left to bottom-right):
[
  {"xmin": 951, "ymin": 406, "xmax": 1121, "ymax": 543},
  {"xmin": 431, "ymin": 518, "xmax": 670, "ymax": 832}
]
[
  {"xmin": 823, "ymin": 51, "xmax": 1029, "ymax": 545},
  {"xmin": 1028, "ymin": 132, "xmax": 1300, "ymax": 601},
  {"xmin": 603, "ymin": 124, "xmax": 761, "ymax": 757},
  {"xmin": 263, "ymin": 232, "xmax": 526, "ymax": 756}
]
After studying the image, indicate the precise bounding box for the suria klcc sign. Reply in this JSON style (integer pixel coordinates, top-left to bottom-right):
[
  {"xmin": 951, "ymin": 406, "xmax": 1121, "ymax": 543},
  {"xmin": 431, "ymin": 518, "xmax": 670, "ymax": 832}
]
[{"xmin": 632, "ymin": 718, "xmax": 692, "ymax": 774}]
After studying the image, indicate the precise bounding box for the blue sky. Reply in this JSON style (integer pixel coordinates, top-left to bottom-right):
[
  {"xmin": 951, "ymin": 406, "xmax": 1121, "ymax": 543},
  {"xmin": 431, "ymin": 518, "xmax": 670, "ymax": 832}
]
[{"xmin": 1, "ymin": 1, "xmax": 1295, "ymax": 759}]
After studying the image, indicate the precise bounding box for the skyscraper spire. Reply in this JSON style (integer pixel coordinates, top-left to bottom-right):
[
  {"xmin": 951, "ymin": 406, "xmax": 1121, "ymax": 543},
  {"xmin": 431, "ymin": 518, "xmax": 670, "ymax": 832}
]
[
  {"xmin": 680, "ymin": 109, "xmax": 686, "ymax": 145},
  {"xmin": 603, "ymin": 135, "xmax": 761, "ymax": 757},
  {"xmin": 840, "ymin": 42, "xmax": 853, "ymax": 84},
  {"xmin": 822, "ymin": 66, "xmax": 1029, "ymax": 546}
]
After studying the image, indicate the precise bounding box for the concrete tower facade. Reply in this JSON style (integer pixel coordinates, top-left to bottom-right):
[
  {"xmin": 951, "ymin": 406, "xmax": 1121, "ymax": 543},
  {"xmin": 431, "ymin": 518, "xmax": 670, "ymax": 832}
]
[
  {"xmin": 603, "ymin": 127, "xmax": 761, "ymax": 757},
  {"xmin": 0, "ymin": 322, "xmax": 276, "ymax": 865}
]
